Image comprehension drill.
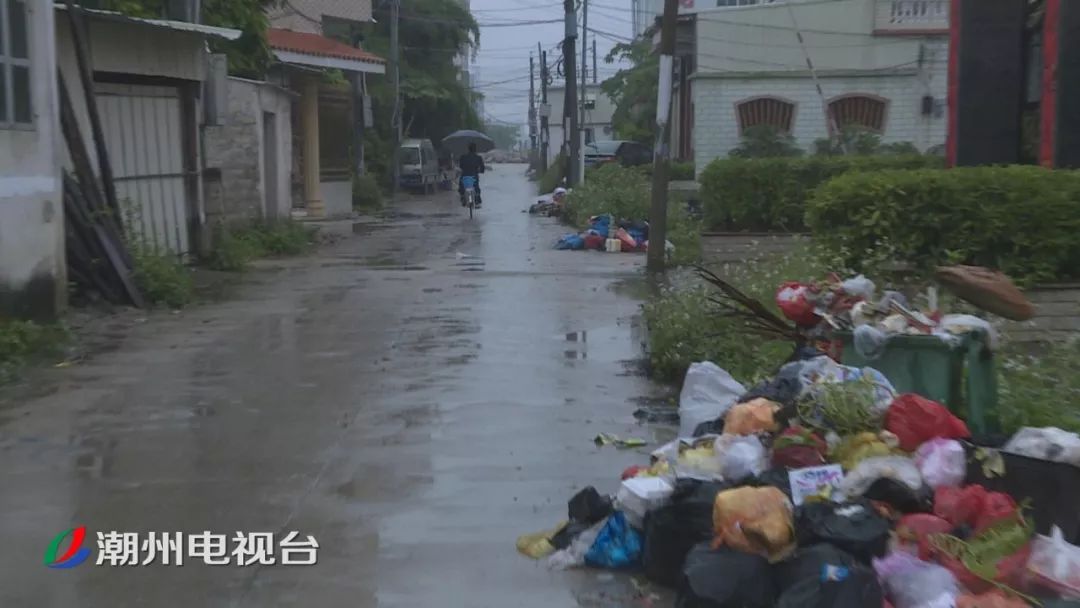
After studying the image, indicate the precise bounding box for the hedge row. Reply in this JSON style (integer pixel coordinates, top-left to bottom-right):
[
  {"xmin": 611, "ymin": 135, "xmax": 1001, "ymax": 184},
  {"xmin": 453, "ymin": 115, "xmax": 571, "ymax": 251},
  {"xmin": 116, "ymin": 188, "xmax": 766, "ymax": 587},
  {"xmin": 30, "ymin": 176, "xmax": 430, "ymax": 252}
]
[
  {"xmin": 700, "ymin": 155, "xmax": 943, "ymax": 232},
  {"xmin": 807, "ymin": 165, "xmax": 1080, "ymax": 286}
]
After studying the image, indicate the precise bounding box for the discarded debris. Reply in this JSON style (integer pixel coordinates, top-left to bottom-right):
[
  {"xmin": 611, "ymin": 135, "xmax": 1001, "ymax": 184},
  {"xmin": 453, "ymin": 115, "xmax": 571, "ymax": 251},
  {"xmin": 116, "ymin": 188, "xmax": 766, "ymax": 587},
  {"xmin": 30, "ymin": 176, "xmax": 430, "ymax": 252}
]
[{"xmin": 595, "ymin": 433, "xmax": 648, "ymax": 449}]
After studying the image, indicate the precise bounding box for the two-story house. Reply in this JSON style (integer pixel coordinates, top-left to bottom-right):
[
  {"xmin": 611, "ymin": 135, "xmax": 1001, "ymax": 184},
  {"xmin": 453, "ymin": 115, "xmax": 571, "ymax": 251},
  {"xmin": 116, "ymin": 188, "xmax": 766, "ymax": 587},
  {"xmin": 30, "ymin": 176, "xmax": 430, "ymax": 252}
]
[
  {"xmin": 678, "ymin": 0, "xmax": 949, "ymax": 174},
  {"xmin": 266, "ymin": 0, "xmax": 385, "ymax": 218}
]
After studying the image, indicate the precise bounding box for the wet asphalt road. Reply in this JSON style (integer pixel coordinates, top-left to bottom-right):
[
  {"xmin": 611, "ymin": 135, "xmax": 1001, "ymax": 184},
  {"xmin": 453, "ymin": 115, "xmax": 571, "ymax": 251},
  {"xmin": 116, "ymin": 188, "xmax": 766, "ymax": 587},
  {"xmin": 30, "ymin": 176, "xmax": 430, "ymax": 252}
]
[{"xmin": 0, "ymin": 165, "xmax": 677, "ymax": 607}]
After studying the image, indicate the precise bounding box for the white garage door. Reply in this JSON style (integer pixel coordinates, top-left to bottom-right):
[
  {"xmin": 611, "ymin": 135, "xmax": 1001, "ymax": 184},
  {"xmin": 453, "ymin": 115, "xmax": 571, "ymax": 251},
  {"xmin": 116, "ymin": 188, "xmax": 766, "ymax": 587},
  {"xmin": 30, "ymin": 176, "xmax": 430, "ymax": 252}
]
[{"xmin": 96, "ymin": 83, "xmax": 191, "ymax": 256}]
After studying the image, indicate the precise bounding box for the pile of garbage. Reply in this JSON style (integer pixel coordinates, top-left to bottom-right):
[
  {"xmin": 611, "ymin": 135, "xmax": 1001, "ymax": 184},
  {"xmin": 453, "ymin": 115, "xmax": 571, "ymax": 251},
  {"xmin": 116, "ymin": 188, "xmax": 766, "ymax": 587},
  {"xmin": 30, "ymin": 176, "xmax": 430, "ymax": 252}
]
[
  {"xmin": 555, "ymin": 214, "xmax": 670, "ymax": 254},
  {"xmin": 517, "ymin": 354, "xmax": 1080, "ymax": 607},
  {"xmin": 529, "ymin": 187, "xmax": 569, "ymax": 217}
]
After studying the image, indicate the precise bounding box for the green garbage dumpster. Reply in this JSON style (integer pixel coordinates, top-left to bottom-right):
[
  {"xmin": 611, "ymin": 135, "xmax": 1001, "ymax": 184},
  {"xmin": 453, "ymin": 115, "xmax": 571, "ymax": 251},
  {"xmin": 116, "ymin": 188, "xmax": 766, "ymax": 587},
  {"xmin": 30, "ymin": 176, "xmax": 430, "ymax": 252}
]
[{"xmin": 836, "ymin": 331, "xmax": 999, "ymax": 436}]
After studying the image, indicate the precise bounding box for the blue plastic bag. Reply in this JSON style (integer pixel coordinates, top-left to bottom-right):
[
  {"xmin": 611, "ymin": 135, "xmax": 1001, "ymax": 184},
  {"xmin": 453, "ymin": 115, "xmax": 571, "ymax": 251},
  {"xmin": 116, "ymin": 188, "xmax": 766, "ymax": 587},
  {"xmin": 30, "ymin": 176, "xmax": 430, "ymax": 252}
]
[
  {"xmin": 589, "ymin": 215, "xmax": 612, "ymax": 238},
  {"xmin": 584, "ymin": 511, "xmax": 643, "ymax": 569},
  {"xmin": 555, "ymin": 234, "xmax": 585, "ymax": 250}
]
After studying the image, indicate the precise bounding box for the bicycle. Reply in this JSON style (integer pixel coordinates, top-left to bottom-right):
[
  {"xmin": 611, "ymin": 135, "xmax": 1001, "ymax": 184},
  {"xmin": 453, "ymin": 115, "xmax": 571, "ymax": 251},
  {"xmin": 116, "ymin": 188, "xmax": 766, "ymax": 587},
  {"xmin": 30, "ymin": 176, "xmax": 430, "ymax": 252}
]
[{"xmin": 461, "ymin": 175, "xmax": 478, "ymax": 219}]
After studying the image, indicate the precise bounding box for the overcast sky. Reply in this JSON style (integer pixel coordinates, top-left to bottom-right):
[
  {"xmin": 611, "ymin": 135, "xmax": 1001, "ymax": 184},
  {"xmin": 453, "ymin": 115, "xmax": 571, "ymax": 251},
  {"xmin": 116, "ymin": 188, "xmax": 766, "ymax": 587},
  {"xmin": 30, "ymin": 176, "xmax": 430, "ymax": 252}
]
[{"xmin": 469, "ymin": 1, "xmax": 637, "ymax": 125}]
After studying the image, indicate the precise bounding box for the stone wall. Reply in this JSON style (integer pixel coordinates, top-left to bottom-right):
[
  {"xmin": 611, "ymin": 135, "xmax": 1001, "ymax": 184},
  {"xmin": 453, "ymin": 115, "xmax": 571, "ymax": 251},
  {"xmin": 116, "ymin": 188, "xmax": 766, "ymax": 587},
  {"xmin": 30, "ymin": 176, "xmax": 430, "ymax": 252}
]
[
  {"xmin": 203, "ymin": 77, "xmax": 293, "ymax": 226},
  {"xmin": 700, "ymin": 234, "xmax": 1080, "ymax": 343}
]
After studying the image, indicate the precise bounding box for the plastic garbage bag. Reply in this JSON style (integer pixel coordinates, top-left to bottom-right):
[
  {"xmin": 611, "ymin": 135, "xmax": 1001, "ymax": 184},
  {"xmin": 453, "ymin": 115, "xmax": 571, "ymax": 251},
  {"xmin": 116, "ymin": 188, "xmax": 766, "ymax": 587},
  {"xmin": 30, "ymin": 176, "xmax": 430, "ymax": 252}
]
[
  {"xmin": 885, "ymin": 394, "xmax": 971, "ymax": 452},
  {"xmin": 896, "ymin": 513, "xmax": 954, "ymax": 560},
  {"xmin": 747, "ymin": 467, "xmax": 795, "ymax": 499},
  {"xmin": 615, "ymin": 227, "xmax": 638, "ymax": 250},
  {"xmin": 915, "ymin": 438, "xmax": 967, "ymax": 489},
  {"xmin": 643, "ymin": 480, "xmax": 728, "ymax": 587},
  {"xmin": 589, "ymin": 214, "xmax": 612, "ymax": 238},
  {"xmin": 936, "ymin": 314, "xmax": 1000, "ymax": 350},
  {"xmin": 773, "ymin": 427, "xmax": 828, "ymax": 469},
  {"xmin": 837, "ymin": 456, "xmax": 923, "ymax": 502},
  {"xmin": 1004, "ymin": 426, "xmax": 1080, "ymax": 467},
  {"xmin": 568, "ymin": 486, "xmax": 613, "ymax": 525},
  {"xmin": 1026, "ymin": 526, "xmax": 1080, "ymax": 598},
  {"xmin": 517, "ymin": 521, "xmax": 568, "ymax": 559},
  {"xmin": 854, "ymin": 325, "xmax": 889, "ymax": 360},
  {"xmin": 679, "ymin": 363, "xmax": 746, "ymax": 438},
  {"xmin": 555, "ymin": 233, "xmax": 585, "ymax": 250},
  {"xmin": 831, "ymin": 432, "xmax": 898, "ymax": 471},
  {"xmin": 723, "ymin": 399, "xmax": 780, "ymax": 436},
  {"xmin": 956, "ymin": 591, "xmax": 1030, "ymax": 608},
  {"xmin": 584, "ymin": 511, "xmax": 643, "ymax": 569},
  {"xmin": 713, "ymin": 434, "xmax": 768, "ymax": 483},
  {"xmin": 676, "ymin": 543, "xmax": 775, "ymax": 608},
  {"xmin": 933, "ymin": 484, "xmax": 1021, "ymax": 532},
  {"xmin": 547, "ymin": 517, "xmax": 607, "ymax": 570},
  {"xmin": 712, "ymin": 486, "xmax": 796, "ymax": 562},
  {"xmin": 795, "ymin": 356, "xmax": 896, "ymax": 416},
  {"xmin": 878, "ymin": 552, "xmax": 960, "ymax": 608},
  {"xmin": 795, "ymin": 500, "xmax": 891, "ymax": 564},
  {"xmin": 777, "ymin": 282, "xmax": 821, "ymax": 327},
  {"xmin": 616, "ymin": 476, "xmax": 674, "ymax": 530},
  {"xmin": 775, "ymin": 544, "xmax": 883, "ymax": 608},
  {"xmin": 741, "ymin": 373, "xmax": 803, "ymax": 409}
]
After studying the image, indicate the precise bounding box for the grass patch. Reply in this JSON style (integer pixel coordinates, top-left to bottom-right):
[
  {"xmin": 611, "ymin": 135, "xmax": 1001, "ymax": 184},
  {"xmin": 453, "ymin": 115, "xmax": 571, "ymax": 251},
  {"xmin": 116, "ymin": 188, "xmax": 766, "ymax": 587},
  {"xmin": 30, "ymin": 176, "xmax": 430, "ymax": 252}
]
[
  {"xmin": 206, "ymin": 219, "xmax": 315, "ymax": 272},
  {"xmin": 999, "ymin": 339, "xmax": 1080, "ymax": 434},
  {"xmin": 353, "ymin": 173, "xmax": 384, "ymax": 210},
  {"xmin": 0, "ymin": 320, "xmax": 71, "ymax": 384},
  {"xmin": 132, "ymin": 248, "xmax": 195, "ymax": 309},
  {"xmin": 643, "ymin": 241, "xmax": 826, "ymax": 385}
]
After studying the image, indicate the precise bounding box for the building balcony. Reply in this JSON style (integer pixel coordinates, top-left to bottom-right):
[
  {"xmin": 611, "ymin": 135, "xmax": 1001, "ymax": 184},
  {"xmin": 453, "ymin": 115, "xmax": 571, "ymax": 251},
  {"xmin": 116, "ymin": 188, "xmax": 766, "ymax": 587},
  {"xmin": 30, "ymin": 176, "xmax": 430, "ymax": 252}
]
[{"xmin": 874, "ymin": 0, "xmax": 950, "ymax": 34}]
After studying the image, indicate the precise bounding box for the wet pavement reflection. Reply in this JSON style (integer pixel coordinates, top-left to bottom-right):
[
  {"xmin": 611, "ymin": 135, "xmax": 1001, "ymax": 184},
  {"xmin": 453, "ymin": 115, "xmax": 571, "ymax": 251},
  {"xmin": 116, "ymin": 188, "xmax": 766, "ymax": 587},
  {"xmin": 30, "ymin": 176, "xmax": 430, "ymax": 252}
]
[{"xmin": 0, "ymin": 165, "xmax": 675, "ymax": 607}]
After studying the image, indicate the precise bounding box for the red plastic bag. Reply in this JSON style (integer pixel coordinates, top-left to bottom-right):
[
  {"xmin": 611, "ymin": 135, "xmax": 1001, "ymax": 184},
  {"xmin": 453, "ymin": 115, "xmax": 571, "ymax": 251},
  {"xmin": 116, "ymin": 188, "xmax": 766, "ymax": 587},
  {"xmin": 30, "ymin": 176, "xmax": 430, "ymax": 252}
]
[
  {"xmin": 934, "ymin": 485, "xmax": 988, "ymax": 528},
  {"xmin": 615, "ymin": 228, "xmax": 637, "ymax": 250},
  {"xmin": 937, "ymin": 542, "xmax": 1031, "ymax": 594},
  {"xmin": 896, "ymin": 514, "xmax": 954, "ymax": 560},
  {"xmin": 885, "ymin": 394, "xmax": 971, "ymax": 452},
  {"xmin": 974, "ymin": 492, "xmax": 1019, "ymax": 534},
  {"xmin": 583, "ymin": 234, "xmax": 606, "ymax": 251},
  {"xmin": 771, "ymin": 427, "xmax": 827, "ymax": 469},
  {"xmin": 776, "ymin": 282, "xmax": 820, "ymax": 327}
]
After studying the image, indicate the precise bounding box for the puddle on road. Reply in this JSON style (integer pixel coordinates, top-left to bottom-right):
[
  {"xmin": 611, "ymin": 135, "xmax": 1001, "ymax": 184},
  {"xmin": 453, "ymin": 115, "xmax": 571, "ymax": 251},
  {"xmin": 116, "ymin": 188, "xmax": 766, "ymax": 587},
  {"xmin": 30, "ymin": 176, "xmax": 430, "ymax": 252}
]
[{"xmin": 560, "ymin": 318, "xmax": 647, "ymax": 364}]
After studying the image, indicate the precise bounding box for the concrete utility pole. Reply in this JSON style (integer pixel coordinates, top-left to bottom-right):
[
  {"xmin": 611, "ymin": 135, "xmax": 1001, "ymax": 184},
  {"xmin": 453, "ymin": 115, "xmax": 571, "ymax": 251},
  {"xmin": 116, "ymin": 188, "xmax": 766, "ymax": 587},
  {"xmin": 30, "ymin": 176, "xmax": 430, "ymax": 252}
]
[
  {"xmin": 540, "ymin": 48, "xmax": 550, "ymax": 174},
  {"xmin": 563, "ymin": 0, "xmax": 579, "ymax": 186},
  {"xmin": 592, "ymin": 39, "xmax": 598, "ymax": 84},
  {"xmin": 390, "ymin": 0, "xmax": 401, "ymax": 197},
  {"xmin": 581, "ymin": 0, "xmax": 589, "ymax": 151},
  {"xmin": 529, "ymin": 54, "xmax": 537, "ymax": 163},
  {"xmin": 646, "ymin": 0, "xmax": 678, "ymax": 275}
]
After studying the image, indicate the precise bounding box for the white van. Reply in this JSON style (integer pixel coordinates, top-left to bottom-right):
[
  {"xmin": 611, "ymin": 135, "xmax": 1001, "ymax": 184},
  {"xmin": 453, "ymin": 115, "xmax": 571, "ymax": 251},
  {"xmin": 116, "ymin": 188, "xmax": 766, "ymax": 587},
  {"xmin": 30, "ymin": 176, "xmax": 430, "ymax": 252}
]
[{"xmin": 398, "ymin": 138, "xmax": 439, "ymax": 193}]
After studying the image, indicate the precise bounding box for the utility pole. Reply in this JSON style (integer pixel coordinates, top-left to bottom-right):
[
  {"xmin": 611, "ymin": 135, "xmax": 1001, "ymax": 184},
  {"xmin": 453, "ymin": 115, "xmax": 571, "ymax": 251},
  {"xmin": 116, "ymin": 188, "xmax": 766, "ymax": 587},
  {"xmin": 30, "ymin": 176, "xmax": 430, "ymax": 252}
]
[
  {"xmin": 563, "ymin": 0, "xmax": 579, "ymax": 186},
  {"xmin": 581, "ymin": 0, "xmax": 589, "ymax": 153},
  {"xmin": 540, "ymin": 48, "xmax": 550, "ymax": 174},
  {"xmin": 529, "ymin": 54, "xmax": 537, "ymax": 167},
  {"xmin": 390, "ymin": 0, "xmax": 401, "ymax": 197},
  {"xmin": 646, "ymin": 0, "xmax": 678, "ymax": 275},
  {"xmin": 592, "ymin": 39, "xmax": 598, "ymax": 84}
]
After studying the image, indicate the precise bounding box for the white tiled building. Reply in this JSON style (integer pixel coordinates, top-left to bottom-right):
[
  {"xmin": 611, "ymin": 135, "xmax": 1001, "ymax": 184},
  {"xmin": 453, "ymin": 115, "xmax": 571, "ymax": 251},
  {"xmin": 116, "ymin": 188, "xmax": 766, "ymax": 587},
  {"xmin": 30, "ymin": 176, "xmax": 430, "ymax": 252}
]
[{"xmin": 684, "ymin": 0, "xmax": 950, "ymax": 174}]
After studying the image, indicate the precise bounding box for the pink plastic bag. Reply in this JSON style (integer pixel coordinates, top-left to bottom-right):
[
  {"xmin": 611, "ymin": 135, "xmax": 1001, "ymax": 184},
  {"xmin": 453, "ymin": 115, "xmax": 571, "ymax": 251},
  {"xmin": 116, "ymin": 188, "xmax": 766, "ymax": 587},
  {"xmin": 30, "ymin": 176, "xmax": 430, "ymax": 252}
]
[{"xmin": 915, "ymin": 438, "xmax": 966, "ymax": 489}]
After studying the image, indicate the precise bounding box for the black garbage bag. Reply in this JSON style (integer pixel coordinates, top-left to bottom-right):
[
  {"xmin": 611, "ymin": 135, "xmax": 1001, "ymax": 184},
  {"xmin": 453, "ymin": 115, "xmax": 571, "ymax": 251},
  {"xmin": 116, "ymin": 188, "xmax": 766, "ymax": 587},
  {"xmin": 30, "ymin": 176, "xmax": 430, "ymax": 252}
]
[
  {"xmin": 692, "ymin": 418, "xmax": 724, "ymax": 437},
  {"xmin": 862, "ymin": 478, "xmax": 933, "ymax": 514},
  {"xmin": 795, "ymin": 500, "xmax": 890, "ymax": 564},
  {"xmin": 643, "ymin": 480, "xmax": 728, "ymax": 587},
  {"xmin": 746, "ymin": 467, "xmax": 793, "ymax": 500},
  {"xmin": 774, "ymin": 544, "xmax": 883, "ymax": 608},
  {"xmin": 550, "ymin": 521, "xmax": 592, "ymax": 551},
  {"xmin": 568, "ymin": 486, "xmax": 612, "ymax": 525},
  {"xmin": 676, "ymin": 543, "xmax": 775, "ymax": 608},
  {"xmin": 739, "ymin": 374, "xmax": 802, "ymax": 409}
]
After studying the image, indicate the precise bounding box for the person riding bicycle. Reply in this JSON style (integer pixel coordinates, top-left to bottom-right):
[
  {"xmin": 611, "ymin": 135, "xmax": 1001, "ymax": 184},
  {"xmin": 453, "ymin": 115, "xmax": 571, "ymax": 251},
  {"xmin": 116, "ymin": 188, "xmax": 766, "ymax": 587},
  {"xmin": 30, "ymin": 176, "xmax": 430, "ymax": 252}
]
[{"xmin": 458, "ymin": 143, "xmax": 486, "ymax": 208}]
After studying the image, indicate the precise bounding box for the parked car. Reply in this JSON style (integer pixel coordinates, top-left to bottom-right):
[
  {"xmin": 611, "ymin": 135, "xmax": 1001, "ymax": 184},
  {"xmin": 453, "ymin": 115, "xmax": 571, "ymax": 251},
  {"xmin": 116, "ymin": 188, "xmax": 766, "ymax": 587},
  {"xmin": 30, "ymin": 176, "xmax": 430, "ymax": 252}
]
[
  {"xmin": 398, "ymin": 138, "xmax": 440, "ymax": 193},
  {"xmin": 584, "ymin": 140, "xmax": 653, "ymax": 169}
]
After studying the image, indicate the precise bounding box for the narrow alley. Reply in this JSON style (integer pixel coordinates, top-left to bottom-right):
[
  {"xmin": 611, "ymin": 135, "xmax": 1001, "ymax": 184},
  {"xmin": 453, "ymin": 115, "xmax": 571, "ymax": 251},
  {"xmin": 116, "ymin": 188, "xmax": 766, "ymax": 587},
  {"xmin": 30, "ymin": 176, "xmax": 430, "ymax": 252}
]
[{"xmin": 0, "ymin": 166, "xmax": 674, "ymax": 607}]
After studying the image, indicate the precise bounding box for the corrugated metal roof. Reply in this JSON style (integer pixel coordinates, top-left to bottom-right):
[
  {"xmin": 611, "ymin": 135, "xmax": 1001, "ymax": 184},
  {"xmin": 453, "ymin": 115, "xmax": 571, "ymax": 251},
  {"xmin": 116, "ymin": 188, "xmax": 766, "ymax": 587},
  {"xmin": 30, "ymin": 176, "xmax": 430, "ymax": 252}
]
[{"xmin": 55, "ymin": 4, "xmax": 242, "ymax": 40}]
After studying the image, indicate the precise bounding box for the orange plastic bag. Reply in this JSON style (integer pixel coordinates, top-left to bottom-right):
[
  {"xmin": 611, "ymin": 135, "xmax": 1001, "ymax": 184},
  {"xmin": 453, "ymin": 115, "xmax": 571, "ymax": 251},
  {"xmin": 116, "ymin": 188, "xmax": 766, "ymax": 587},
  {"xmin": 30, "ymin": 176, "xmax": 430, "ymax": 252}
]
[
  {"xmin": 712, "ymin": 486, "xmax": 795, "ymax": 562},
  {"xmin": 723, "ymin": 398, "xmax": 780, "ymax": 436},
  {"xmin": 614, "ymin": 228, "xmax": 637, "ymax": 250}
]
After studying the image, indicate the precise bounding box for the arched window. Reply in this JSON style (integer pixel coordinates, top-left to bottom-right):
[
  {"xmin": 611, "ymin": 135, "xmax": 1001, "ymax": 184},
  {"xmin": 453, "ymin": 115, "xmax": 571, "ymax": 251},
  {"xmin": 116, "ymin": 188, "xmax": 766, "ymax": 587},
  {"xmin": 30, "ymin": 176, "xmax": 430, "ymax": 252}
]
[
  {"xmin": 735, "ymin": 96, "xmax": 796, "ymax": 133},
  {"xmin": 828, "ymin": 94, "xmax": 889, "ymax": 133}
]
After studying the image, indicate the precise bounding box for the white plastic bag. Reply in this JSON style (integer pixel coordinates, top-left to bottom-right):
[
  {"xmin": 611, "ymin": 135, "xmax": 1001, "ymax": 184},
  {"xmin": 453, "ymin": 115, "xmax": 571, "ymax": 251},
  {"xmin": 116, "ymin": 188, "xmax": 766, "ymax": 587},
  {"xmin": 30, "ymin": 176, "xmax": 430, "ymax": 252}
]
[
  {"xmin": 1004, "ymin": 427, "xmax": 1080, "ymax": 467},
  {"xmin": 935, "ymin": 314, "xmax": 1000, "ymax": 351},
  {"xmin": 546, "ymin": 517, "xmax": 607, "ymax": 570},
  {"xmin": 878, "ymin": 552, "xmax": 960, "ymax": 608},
  {"xmin": 842, "ymin": 274, "xmax": 876, "ymax": 300},
  {"xmin": 714, "ymin": 434, "xmax": 768, "ymax": 482},
  {"xmin": 837, "ymin": 456, "xmax": 923, "ymax": 502},
  {"xmin": 915, "ymin": 438, "xmax": 966, "ymax": 489},
  {"xmin": 1027, "ymin": 526, "xmax": 1080, "ymax": 598},
  {"xmin": 678, "ymin": 362, "xmax": 746, "ymax": 437},
  {"xmin": 791, "ymin": 356, "xmax": 896, "ymax": 416},
  {"xmin": 615, "ymin": 476, "xmax": 674, "ymax": 529}
]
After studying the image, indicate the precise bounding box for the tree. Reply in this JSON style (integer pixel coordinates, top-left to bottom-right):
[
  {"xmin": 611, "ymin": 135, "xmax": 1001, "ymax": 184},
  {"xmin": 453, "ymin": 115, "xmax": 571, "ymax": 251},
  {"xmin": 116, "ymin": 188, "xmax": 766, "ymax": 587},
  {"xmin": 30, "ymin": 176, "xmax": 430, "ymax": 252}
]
[
  {"xmin": 600, "ymin": 39, "xmax": 657, "ymax": 144},
  {"xmin": 483, "ymin": 123, "xmax": 521, "ymax": 150}
]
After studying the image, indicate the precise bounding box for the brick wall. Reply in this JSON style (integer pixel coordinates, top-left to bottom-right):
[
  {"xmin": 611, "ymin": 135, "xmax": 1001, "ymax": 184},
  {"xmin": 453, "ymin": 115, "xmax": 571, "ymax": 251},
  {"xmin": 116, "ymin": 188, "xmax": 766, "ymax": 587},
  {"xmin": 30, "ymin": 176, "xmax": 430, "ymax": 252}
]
[{"xmin": 691, "ymin": 39, "xmax": 949, "ymax": 174}]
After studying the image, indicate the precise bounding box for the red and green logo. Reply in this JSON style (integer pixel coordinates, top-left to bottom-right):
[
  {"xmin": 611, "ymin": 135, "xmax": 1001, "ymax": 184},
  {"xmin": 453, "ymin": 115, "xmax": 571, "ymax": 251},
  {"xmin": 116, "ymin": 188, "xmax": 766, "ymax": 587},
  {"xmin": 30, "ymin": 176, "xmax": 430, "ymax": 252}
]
[{"xmin": 44, "ymin": 526, "xmax": 92, "ymax": 569}]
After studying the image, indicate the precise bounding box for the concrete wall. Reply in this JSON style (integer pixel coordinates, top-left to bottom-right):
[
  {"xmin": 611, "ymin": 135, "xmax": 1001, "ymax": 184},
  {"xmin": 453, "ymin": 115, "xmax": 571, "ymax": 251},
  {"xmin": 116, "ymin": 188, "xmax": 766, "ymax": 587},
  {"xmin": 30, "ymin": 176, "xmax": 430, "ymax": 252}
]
[
  {"xmin": 203, "ymin": 78, "xmax": 294, "ymax": 225},
  {"xmin": 0, "ymin": 3, "xmax": 64, "ymax": 320},
  {"xmin": 546, "ymin": 84, "xmax": 617, "ymax": 166}
]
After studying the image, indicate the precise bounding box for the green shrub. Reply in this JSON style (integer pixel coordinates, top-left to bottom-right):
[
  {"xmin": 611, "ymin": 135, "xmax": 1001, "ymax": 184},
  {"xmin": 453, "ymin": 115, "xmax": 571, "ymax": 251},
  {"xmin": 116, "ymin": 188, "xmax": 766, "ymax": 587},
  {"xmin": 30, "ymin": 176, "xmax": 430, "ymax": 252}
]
[
  {"xmin": 563, "ymin": 164, "xmax": 701, "ymax": 265},
  {"xmin": 0, "ymin": 320, "xmax": 70, "ymax": 384},
  {"xmin": 132, "ymin": 248, "xmax": 195, "ymax": 308},
  {"xmin": 806, "ymin": 165, "xmax": 1080, "ymax": 286},
  {"xmin": 206, "ymin": 220, "xmax": 314, "ymax": 272},
  {"xmin": 670, "ymin": 161, "xmax": 695, "ymax": 181},
  {"xmin": 644, "ymin": 242, "xmax": 826, "ymax": 384},
  {"xmin": 729, "ymin": 125, "xmax": 804, "ymax": 159},
  {"xmin": 700, "ymin": 155, "xmax": 943, "ymax": 232},
  {"xmin": 353, "ymin": 173, "xmax": 384, "ymax": 209},
  {"xmin": 538, "ymin": 153, "xmax": 567, "ymax": 194},
  {"xmin": 251, "ymin": 220, "xmax": 313, "ymax": 256}
]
